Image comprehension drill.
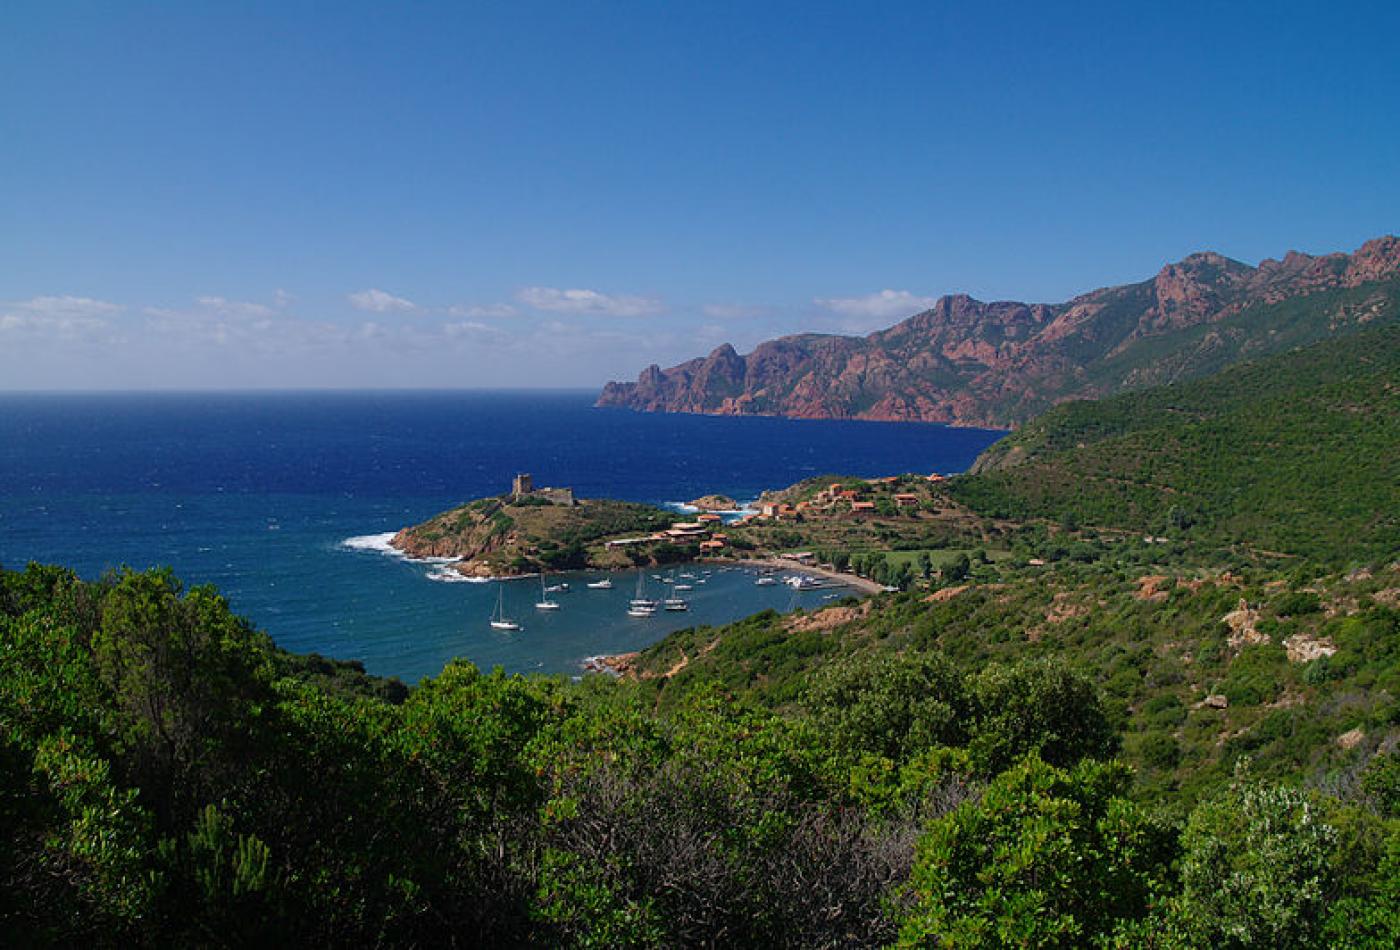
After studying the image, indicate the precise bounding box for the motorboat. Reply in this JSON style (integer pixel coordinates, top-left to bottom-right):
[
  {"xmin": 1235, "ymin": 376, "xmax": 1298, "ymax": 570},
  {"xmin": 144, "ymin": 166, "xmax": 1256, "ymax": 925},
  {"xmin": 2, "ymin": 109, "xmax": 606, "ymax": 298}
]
[{"xmin": 586, "ymin": 577, "xmax": 613, "ymax": 589}]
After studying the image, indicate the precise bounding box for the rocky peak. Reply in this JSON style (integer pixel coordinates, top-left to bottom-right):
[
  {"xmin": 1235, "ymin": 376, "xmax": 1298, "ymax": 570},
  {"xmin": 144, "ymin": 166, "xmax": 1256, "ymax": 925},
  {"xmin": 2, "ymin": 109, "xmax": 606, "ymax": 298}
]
[
  {"xmin": 597, "ymin": 235, "xmax": 1400, "ymax": 427},
  {"xmin": 1347, "ymin": 235, "xmax": 1400, "ymax": 283},
  {"xmin": 1144, "ymin": 252, "xmax": 1252, "ymax": 331}
]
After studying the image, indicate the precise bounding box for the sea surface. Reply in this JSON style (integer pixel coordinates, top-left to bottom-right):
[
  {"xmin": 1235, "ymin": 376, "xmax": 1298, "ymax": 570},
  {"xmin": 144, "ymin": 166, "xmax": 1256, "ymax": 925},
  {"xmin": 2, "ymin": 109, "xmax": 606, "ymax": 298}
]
[{"xmin": 0, "ymin": 391, "xmax": 1005, "ymax": 682}]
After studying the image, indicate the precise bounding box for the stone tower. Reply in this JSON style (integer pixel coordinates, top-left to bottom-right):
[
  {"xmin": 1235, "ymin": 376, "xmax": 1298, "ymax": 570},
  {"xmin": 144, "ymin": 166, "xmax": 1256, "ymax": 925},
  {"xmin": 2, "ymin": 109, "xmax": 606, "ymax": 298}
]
[{"xmin": 512, "ymin": 473, "xmax": 533, "ymax": 498}]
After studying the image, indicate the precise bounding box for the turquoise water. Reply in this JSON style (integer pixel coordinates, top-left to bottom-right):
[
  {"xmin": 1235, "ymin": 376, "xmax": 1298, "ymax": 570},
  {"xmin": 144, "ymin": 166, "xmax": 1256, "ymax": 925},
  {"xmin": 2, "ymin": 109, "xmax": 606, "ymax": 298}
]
[{"xmin": 0, "ymin": 390, "xmax": 1006, "ymax": 681}]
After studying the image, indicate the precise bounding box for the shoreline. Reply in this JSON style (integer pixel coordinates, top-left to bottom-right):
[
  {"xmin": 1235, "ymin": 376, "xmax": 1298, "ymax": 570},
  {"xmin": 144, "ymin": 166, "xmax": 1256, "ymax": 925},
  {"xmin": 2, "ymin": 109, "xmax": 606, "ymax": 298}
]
[
  {"xmin": 586, "ymin": 559, "xmax": 885, "ymax": 677},
  {"xmin": 719, "ymin": 556, "xmax": 886, "ymax": 595}
]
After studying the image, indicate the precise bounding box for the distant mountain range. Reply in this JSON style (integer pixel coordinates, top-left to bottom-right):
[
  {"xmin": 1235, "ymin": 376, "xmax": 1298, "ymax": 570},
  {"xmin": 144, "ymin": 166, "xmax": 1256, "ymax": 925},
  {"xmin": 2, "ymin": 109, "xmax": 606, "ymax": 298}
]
[{"xmin": 597, "ymin": 236, "xmax": 1400, "ymax": 427}]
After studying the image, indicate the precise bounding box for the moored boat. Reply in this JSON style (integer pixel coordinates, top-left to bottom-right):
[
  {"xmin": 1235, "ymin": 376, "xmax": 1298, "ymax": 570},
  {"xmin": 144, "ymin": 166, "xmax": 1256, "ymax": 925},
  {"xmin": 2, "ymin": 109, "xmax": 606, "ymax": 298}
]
[{"xmin": 489, "ymin": 584, "xmax": 522, "ymax": 631}]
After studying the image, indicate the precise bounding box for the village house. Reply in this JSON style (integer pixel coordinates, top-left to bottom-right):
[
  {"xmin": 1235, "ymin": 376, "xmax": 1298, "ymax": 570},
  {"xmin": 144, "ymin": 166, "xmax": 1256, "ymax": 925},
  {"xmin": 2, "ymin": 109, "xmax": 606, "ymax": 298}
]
[
  {"xmin": 851, "ymin": 500, "xmax": 877, "ymax": 514},
  {"xmin": 665, "ymin": 522, "xmax": 709, "ymax": 539},
  {"xmin": 894, "ymin": 492, "xmax": 920, "ymax": 508}
]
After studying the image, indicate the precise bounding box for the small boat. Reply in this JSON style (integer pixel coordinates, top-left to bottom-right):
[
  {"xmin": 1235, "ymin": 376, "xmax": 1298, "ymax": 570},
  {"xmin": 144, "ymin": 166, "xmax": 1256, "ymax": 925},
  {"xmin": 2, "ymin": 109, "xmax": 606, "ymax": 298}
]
[
  {"xmin": 755, "ymin": 576, "xmax": 778, "ymax": 587},
  {"xmin": 489, "ymin": 584, "xmax": 521, "ymax": 631},
  {"xmin": 674, "ymin": 583, "xmax": 693, "ymax": 591},
  {"xmin": 629, "ymin": 572, "xmax": 658, "ymax": 612},
  {"xmin": 536, "ymin": 574, "xmax": 561, "ymax": 611},
  {"xmin": 663, "ymin": 597, "xmax": 689, "ymax": 611},
  {"xmin": 586, "ymin": 578, "xmax": 613, "ymax": 589},
  {"xmin": 545, "ymin": 582, "xmax": 569, "ymax": 593}
]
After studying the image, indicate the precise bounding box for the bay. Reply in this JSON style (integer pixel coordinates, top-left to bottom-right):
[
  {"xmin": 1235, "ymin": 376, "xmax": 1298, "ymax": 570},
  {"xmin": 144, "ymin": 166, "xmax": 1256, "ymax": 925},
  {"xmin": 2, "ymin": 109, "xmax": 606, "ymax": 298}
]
[{"xmin": 0, "ymin": 390, "xmax": 1005, "ymax": 681}]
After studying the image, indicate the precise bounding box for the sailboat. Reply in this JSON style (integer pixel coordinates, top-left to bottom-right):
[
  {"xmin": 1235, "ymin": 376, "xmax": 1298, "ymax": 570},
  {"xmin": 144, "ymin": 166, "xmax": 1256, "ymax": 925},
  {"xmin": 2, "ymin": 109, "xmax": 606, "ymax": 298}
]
[
  {"xmin": 662, "ymin": 568, "xmax": 689, "ymax": 610},
  {"xmin": 535, "ymin": 574, "xmax": 560, "ymax": 611},
  {"xmin": 489, "ymin": 583, "xmax": 521, "ymax": 631},
  {"xmin": 628, "ymin": 571, "xmax": 657, "ymax": 616}
]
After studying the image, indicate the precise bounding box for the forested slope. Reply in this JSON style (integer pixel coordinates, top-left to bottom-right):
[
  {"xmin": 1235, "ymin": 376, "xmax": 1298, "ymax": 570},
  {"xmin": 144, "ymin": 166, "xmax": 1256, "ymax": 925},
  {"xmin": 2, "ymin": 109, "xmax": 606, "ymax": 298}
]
[{"xmin": 955, "ymin": 322, "xmax": 1400, "ymax": 564}]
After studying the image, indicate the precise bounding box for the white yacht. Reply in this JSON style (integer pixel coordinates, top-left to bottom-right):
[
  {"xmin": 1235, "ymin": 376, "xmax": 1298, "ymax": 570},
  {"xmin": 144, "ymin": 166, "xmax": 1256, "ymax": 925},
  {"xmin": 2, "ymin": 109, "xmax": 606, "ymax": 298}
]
[
  {"xmin": 629, "ymin": 572, "xmax": 658, "ymax": 614},
  {"xmin": 535, "ymin": 575, "xmax": 561, "ymax": 611},
  {"xmin": 489, "ymin": 584, "xmax": 522, "ymax": 631},
  {"xmin": 586, "ymin": 577, "xmax": 613, "ymax": 589}
]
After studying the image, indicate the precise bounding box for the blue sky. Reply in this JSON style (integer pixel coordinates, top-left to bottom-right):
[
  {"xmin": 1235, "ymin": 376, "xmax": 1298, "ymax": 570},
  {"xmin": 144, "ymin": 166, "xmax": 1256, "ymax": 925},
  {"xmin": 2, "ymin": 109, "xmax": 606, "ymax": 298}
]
[{"xmin": 3, "ymin": 0, "xmax": 1398, "ymax": 389}]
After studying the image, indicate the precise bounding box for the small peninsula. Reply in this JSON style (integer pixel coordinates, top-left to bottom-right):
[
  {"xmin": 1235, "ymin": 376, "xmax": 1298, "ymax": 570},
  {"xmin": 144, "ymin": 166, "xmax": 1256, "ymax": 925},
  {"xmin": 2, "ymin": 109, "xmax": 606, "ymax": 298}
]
[{"xmin": 393, "ymin": 473, "xmax": 718, "ymax": 577}]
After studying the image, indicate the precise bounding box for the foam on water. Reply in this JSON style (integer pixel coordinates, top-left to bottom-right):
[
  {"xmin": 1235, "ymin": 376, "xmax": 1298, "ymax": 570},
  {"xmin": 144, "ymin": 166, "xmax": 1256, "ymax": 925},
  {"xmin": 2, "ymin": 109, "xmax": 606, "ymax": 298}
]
[
  {"xmin": 342, "ymin": 532, "xmax": 402, "ymax": 555},
  {"xmin": 426, "ymin": 568, "xmax": 489, "ymax": 583}
]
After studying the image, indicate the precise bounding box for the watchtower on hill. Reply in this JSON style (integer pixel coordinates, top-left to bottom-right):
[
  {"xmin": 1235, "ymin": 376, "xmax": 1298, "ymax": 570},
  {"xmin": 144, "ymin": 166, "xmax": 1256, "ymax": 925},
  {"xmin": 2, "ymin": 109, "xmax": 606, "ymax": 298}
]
[{"xmin": 511, "ymin": 473, "xmax": 576, "ymax": 506}]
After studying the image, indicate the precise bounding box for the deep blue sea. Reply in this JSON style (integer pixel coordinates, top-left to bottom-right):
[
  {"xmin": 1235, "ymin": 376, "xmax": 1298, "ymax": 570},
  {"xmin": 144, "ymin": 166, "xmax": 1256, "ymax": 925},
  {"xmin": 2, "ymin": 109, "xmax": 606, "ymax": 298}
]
[{"xmin": 0, "ymin": 391, "xmax": 1005, "ymax": 682}]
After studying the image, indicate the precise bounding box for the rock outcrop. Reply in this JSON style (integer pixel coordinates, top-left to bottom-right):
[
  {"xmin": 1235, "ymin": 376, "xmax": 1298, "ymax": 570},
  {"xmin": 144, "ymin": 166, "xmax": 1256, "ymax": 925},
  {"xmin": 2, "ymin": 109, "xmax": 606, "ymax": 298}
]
[{"xmin": 598, "ymin": 236, "xmax": 1400, "ymax": 428}]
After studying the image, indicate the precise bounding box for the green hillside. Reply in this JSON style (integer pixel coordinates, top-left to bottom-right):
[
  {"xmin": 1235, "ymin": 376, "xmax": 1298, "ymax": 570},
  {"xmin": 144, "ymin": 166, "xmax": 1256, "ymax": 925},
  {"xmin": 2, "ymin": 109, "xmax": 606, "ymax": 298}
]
[
  {"xmin": 954, "ymin": 322, "xmax": 1400, "ymax": 564},
  {"xmin": 1076, "ymin": 273, "xmax": 1400, "ymax": 404},
  {"xmin": 6, "ymin": 324, "xmax": 1400, "ymax": 946}
]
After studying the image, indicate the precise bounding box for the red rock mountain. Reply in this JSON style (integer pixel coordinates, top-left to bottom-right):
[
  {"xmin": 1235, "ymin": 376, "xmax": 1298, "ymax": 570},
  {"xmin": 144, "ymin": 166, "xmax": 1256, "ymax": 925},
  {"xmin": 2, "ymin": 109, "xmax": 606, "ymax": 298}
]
[{"xmin": 597, "ymin": 237, "xmax": 1400, "ymax": 427}]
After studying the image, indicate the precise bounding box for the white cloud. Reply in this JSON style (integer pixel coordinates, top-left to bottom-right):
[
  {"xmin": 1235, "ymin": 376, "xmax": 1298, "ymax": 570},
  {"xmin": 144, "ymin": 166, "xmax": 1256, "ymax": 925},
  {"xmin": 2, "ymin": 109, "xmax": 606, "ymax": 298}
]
[
  {"xmin": 195, "ymin": 296, "xmax": 275, "ymax": 318},
  {"xmin": 814, "ymin": 289, "xmax": 937, "ymax": 320},
  {"xmin": 0, "ymin": 295, "xmax": 122, "ymax": 337},
  {"xmin": 517, "ymin": 286, "xmax": 663, "ymax": 317},
  {"xmin": 447, "ymin": 302, "xmax": 518, "ymax": 319},
  {"xmin": 348, "ymin": 288, "xmax": 417, "ymax": 313},
  {"xmin": 5, "ymin": 295, "xmax": 121, "ymax": 318}
]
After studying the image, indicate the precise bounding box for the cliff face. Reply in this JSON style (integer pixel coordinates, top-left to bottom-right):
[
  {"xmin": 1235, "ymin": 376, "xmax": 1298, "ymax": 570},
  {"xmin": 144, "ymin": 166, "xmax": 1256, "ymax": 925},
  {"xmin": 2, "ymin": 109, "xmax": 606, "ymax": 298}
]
[{"xmin": 597, "ymin": 236, "xmax": 1400, "ymax": 428}]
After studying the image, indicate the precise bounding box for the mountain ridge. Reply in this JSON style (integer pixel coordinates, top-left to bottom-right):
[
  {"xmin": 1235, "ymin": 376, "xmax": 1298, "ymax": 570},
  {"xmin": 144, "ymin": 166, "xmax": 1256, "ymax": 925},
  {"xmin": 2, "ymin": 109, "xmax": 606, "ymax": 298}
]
[{"xmin": 598, "ymin": 236, "xmax": 1400, "ymax": 427}]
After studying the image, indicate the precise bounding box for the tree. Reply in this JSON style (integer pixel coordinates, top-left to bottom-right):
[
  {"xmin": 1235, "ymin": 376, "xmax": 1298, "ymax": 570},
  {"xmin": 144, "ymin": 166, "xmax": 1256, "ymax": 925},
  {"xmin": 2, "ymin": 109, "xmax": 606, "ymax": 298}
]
[
  {"xmin": 899, "ymin": 756, "xmax": 1175, "ymax": 948},
  {"xmin": 966, "ymin": 659, "xmax": 1118, "ymax": 774},
  {"xmin": 803, "ymin": 653, "xmax": 969, "ymax": 762},
  {"xmin": 943, "ymin": 553, "xmax": 971, "ymax": 583},
  {"xmin": 1176, "ymin": 770, "xmax": 1341, "ymax": 948}
]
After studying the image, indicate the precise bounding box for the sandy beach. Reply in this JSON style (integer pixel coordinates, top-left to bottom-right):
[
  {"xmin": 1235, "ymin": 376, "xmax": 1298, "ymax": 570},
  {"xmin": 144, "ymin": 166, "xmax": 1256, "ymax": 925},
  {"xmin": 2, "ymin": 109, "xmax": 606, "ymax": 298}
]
[{"xmin": 716, "ymin": 556, "xmax": 886, "ymax": 595}]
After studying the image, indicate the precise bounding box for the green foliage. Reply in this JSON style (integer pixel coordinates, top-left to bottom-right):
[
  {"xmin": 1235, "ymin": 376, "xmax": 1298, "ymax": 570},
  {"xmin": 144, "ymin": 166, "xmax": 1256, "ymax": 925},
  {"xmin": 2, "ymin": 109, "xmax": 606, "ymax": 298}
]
[
  {"xmin": 3, "ymin": 549, "xmax": 1397, "ymax": 944},
  {"xmin": 1175, "ymin": 770, "xmax": 1341, "ymax": 948},
  {"xmin": 899, "ymin": 756, "xmax": 1176, "ymax": 947},
  {"xmin": 803, "ymin": 652, "xmax": 970, "ymax": 762},
  {"xmin": 967, "ymin": 659, "xmax": 1119, "ymax": 774},
  {"xmin": 954, "ymin": 323, "xmax": 1400, "ymax": 565}
]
